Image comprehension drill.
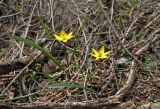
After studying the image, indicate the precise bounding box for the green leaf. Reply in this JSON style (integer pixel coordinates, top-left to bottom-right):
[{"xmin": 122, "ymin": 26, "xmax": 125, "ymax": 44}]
[
  {"xmin": 14, "ymin": 35, "xmax": 64, "ymax": 70},
  {"xmin": 48, "ymin": 83, "xmax": 91, "ymax": 91}
]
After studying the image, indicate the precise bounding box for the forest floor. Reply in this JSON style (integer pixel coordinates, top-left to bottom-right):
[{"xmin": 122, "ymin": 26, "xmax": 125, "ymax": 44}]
[{"xmin": 0, "ymin": 0, "xmax": 160, "ymax": 109}]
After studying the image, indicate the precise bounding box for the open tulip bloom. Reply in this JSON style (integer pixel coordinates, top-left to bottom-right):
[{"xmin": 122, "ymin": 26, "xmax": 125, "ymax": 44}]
[
  {"xmin": 90, "ymin": 46, "xmax": 112, "ymax": 60},
  {"xmin": 53, "ymin": 30, "xmax": 74, "ymax": 43}
]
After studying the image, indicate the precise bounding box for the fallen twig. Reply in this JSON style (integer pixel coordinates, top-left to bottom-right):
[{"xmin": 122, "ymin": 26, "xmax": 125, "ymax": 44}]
[{"xmin": 115, "ymin": 32, "xmax": 160, "ymax": 100}]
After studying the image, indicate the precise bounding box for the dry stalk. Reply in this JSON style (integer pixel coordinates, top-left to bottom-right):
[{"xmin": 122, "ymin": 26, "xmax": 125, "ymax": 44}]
[{"xmin": 115, "ymin": 32, "xmax": 160, "ymax": 100}]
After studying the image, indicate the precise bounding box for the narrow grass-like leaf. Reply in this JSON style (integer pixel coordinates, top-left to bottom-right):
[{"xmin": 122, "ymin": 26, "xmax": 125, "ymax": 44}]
[
  {"xmin": 48, "ymin": 83, "xmax": 91, "ymax": 91},
  {"xmin": 14, "ymin": 35, "xmax": 64, "ymax": 70}
]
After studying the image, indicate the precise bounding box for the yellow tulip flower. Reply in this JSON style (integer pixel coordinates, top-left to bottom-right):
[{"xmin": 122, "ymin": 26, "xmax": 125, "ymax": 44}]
[
  {"xmin": 53, "ymin": 30, "xmax": 74, "ymax": 43},
  {"xmin": 90, "ymin": 46, "xmax": 112, "ymax": 60}
]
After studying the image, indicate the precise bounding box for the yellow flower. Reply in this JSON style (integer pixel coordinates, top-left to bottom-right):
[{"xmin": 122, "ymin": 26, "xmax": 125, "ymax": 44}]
[
  {"xmin": 90, "ymin": 46, "xmax": 112, "ymax": 60},
  {"xmin": 53, "ymin": 30, "xmax": 74, "ymax": 43}
]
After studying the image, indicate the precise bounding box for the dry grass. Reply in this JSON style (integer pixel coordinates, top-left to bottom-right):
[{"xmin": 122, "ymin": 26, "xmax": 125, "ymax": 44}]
[{"xmin": 0, "ymin": 0, "xmax": 160, "ymax": 108}]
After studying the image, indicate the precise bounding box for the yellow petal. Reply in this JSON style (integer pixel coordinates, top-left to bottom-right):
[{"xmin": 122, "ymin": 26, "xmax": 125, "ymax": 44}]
[
  {"xmin": 101, "ymin": 55, "xmax": 108, "ymax": 59},
  {"xmin": 96, "ymin": 57, "xmax": 100, "ymax": 60},
  {"xmin": 104, "ymin": 51, "xmax": 112, "ymax": 55},
  {"xmin": 67, "ymin": 32, "xmax": 74, "ymax": 39},
  {"xmin": 60, "ymin": 30, "xmax": 67, "ymax": 37},
  {"xmin": 62, "ymin": 39, "xmax": 68, "ymax": 43},
  {"xmin": 90, "ymin": 46, "xmax": 112, "ymax": 60},
  {"xmin": 92, "ymin": 48, "xmax": 99, "ymax": 56},
  {"xmin": 99, "ymin": 46, "xmax": 105, "ymax": 54},
  {"xmin": 53, "ymin": 34, "xmax": 63, "ymax": 41},
  {"xmin": 89, "ymin": 53, "xmax": 98, "ymax": 58}
]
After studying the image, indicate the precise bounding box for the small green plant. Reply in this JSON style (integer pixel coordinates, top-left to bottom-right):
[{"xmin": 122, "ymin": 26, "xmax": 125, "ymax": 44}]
[
  {"xmin": 25, "ymin": 70, "xmax": 37, "ymax": 84},
  {"xmin": 0, "ymin": 48, "xmax": 7, "ymax": 53},
  {"xmin": 143, "ymin": 54, "xmax": 158, "ymax": 73},
  {"xmin": 116, "ymin": 12, "xmax": 123, "ymax": 25},
  {"xmin": 128, "ymin": 0, "xmax": 141, "ymax": 10}
]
